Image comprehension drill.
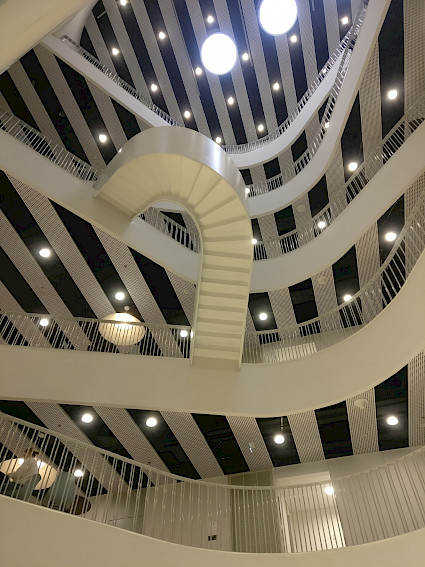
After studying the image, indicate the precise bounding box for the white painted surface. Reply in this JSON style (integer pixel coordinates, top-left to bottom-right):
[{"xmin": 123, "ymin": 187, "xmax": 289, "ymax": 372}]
[
  {"xmin": 1, "ymin": 244, "xmax": 424, "ymax": 416},
  {"xmin": 0, "ymin": 0, "xmax": 91, "ymax": 74},
  {"xmin": 1, "ymin": 496, "xmax": 425, "ymax": 567}
]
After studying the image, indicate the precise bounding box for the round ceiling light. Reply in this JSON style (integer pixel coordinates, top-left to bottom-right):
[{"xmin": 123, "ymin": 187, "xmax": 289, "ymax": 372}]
[
  {"xmin": 257, "ymin": 123, "xmax": 265, "ymax": 132},
  {"xmin": 184, "ymin": 110, "xmax": 191, "ymax": 119},
  {"xmin": 242, "ymin": 52, "xmax": 249, "ymax": 61},
  {"xmin": 348, "ymin": 162, "xmax": 358, "ymax": 172},
  {"xmin": 206, "ymin": 15, "xmax": 215, "ymax": 24},
  {"xmin": 274, "ymin": 434, "xmax": 285, "ymax": 444},
  {"xmin": 115, "ymin": 291, "xmax": 125, "ymax": 301},
  {"xmin": 74, "ymin": 469, "xmax": 84, "ymax": 478},
  {"xmin": 150, "ymin": 83, "xmax": 158, "ymax": 92},
  {"xmin": 180, "ymin": 329, "xmax": 189, "ymax": 338},
  {"xmin": 259, "ymin": 0, "xmax": 298, "ymax": 36},
  {"xmin": 158, "ymin": 31, "xmax": 166, "ymax": 40},
  {"xmin": 343, "ymin": 294, "xmax": 352, "ymax": 302},
  {"xmin": 387, "ymin": 416, "xmax": 399, "ymax": 426},
  {"xmin": 227, "ymin": 96, "xmax": 235, "ymax": 105},
  {"xmin": 245, "ymin": 187, "xmax": 250, "ymax": 195},
  {"xmin": 385, "ymin": 231, "xmax": 397, "ymax": 242},
  {"xmin": 201, "ymin": 33, "xmax": 237, "ymax": 75},
  {"xmin": 39, "ymin": 248, "xmax": 51, "ymax": 258},
  {"xmin": 388, "ymin": 89, "xmax": 398, "ymax": 100},
  {"xmin": 111, "ymin": 47, "xmax": 120, "ymax": 56},
  {"xmin": 99, "ymin": 313, "xmax": 146, "ymax": 346},
  {"xmin": 259, "ymin": 312, "xmax": 268, "ymax": 321},
  {"xmin": 81, "ymin": 413, "xmax": 93, "ymax": 423},
  {"xmin": 215, "ymin": 136, "xmax": 222, "ymax": 144},
  {"xmin": 272, "ymin": 82, "xmax": 280, "ymax": 91},
  {"xmin": 324, "ymin": 486, "xmax": 335, "ymax": 496},
  {"xmin": 341, "ymin": 16, "xmax": 349, "ymax": 25},
  {"xmin": 146, "ymin": 417, "xmax": 157, "ymax": 428},
  {"xmin": 290, "ymin": 34, "xmax": 298, "ymax": 43},
  {"xmin": 195, "ymin": 66, "xmax": 203, "ymax": 76},
  {"xmin": 252, "ymin": 238, "xmax": 258, "ymax": 245},
  {"xmin": 39, "ymin": 318, "xmax": 49, "ymax": 327},
  {"xmin": 317, "ymin": 220, "xmax": 326, "ymax": 230},
  {"xmin": 98, "ymin": 134, "xmax": 108, "ymax": 143}
]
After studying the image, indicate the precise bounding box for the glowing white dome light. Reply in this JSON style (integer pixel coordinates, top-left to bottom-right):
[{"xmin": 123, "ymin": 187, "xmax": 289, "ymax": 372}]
[
  {"xmin": 388, "ymin": 89, "xmax": 398, "ymax": 100},
  {"xmin": 195, "ymin": 66, "xmax": 203, "ymax": 76},
  {"xmin": 387, "ymin": 416, "xmax": 399, "ymax": 426},
  {"xmin": 245, "ymin": 187, "xmax": 250, "ymax": 195},
  {"xmin": 324, "ymin": 486, "xmax": 335, "ymax": 496},
  {"xmin": 81, "ymin": 413, "xmax": 93, "ymax": 423},
  {"xmin": 39, "ymin": 248, "xmax": 51, "ymax": 258},
  {"xmin": 180, "ymin": 329, "xmax": 189, "ymax": 338},
  {"xmin": 343, "ymin": 294, "xmax": 352, "ymax": 302},
  {"xmin": 385, "ymin": 231, "xmax": 397, "ymax": 242},
  {"xmin": 150, "ymin": 83, "xmax": 158, "ymax": 92},
  {"xmin": 111, "ymin": 47, "xmax": 120, "ymax": 56},
  {"xmin": 257, "ymin": 123, "xmax": 265, "ymax": 132},
  {"xmin": 99, "ymin": 313, "xmax": 146, "ymax": 346},
  {"xmin": 215, "ymin": 136, "xmax": 222, "ymax": 144},
  {"xmin": 242, "ymin": 52, "xmax": 249, "ymax": 61},
  {"xmin": 259, "ymin": 312, "xmax": 268, "ymax": 321},
  {"xmin": 290, "ymin": 34, "xmax": 298, "ymax": 43},
  {"xmin": 158, "ymin": 31, "xmax": 166, "ymax": 40},
  {"xmin": 348, "ymin": 161, "xmax": 358, "ymax": 172},
  {"xmin": 74, "ymin": 469, "xmax": 84, "ymax": 478},
  {"xmin": 119, "ymin": 0, "xmax": 128, "ymax": 6},
  {"xmin": 274, "ymin": 434, "xmax": 285, "ymax": 444},
  {"xmin": 184, "ymin": 110, "xmax": 191, "ymax": 119},
  {"xmin": 259, "ymin": 0, "xmax": 298, "ymax": 36},
  {"xmin": 317, "ymin": 220, "xmax": 326, "ymax": 230},
  {"xmin": 39, "ymin": 318, "xmax": 49, "ymax": 327},
  {"xmin": 201, "ymin": 33, "xmax": 237, "ymax": 75},
  {"xmin": 115, "ymin": 291, "xmax": 125, "ymax": 301},
  {"xmin": 227, "ymin": 96, "xmax": 235, "ymax": 105},
  {"xmin": 98, "ymin": 134, "xmax": 108, "ymax": 143},
  {"xmin": 252, "ymin": 238, "xmax": 258, "ymax": 245},
  {"xmin": 272, "ymin": 82, "xmax": 280, "ymax": 91},
  {"xmin": 341, "ymin": 16, "xmax": 349, "ymax": 25},
  {"xmin": 146, "ymin": 417, "xmax": 158, "ymax": 428},
  {"xmin": 206, "ymin": 15, "xmax": 215, "ymax": 24}
]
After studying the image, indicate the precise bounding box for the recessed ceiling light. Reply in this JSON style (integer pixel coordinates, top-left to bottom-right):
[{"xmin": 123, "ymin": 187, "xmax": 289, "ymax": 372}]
[
  {"xmin": 324, "ymin": 486, "xmax": 335, "ymax": 496},
  {"xmin": 385, "ymin": 231, "xmax": 397, "ymax": 242},
  {"xmin": 343, "ymin": 294, "xmax": 352, "ymax": 302},
  {"xmin": 111, "ymin": 47, "xmax": 120, "ymax": 56},
  {"xmin": 341, "ymin": 16, "xmax": 349, "ymax": 25},
  {"xmin": 98, "ymin": 134, "xmax": 108, "ymax": 143},
  {"xmin": 259, "ymin": 0, "xmax": 298, "ymax": 36},
  {"xmin": 215, "ymin": 136, "xmax": 222, "ymax": 144},
  {"xmin": 257, "ymin": 123, "xmax": 265, "ymax": 132},
  {"xmin": 74, "ymin": 469, "xmax": 84, "ymax": 478},
  {"xmin": 115, "ymin": 291, "xmax": 125, "ymax": 300},
  {"xmin": 180, "ymin": 329, "xmax": 189, "ymax": 338},
  {"xmin": 325, "ymin": 121, "xmax": 330, "ymax": 129},
  {"xmin": 259, "ymin": 312, "xmax": 268, "ymax": 321},
  {"xmin": 317, "ymin": 220, "xmax": 326, "ymax": 230},
  {"xmin": 227, "ymin": 96, "xmax": 235, "ymax": 105},
  {"xmin": 274, "ymin": 434, "xmax": 285, "ymax": 444},
  {"xmin": 81, "ymin": 413, "xmax": 93, "ymax": 423},
  {"xmin": 206, "ymin": 15, "xmax": 215, "ymax": 24},
  {"xmin": 39, "ymin": 318, "xmax": 49, "ymax": 327},
  {"xmin": 150, "ymin": 83, "xmax": 158, "ymax": 92},
  {"xmin": 252, "ymin": 238, "xmax": 258, "ymax": 245},
  {"xmin": 290, "ymin": 34, "xmax": 298, "ymax": 43},
  {"xmin": 158, "ymin": 31, "xmax": 166, "ymax": 40},
  {"xmin": 146, "ymin": 417, "xmax": 157, "ymax": 427},
  {"xmin": 387, "ymin": 416, "xmax": 399, "ymax": 426},
  {"xmin": 119, "ymin": 0, "xmax": 127, "ymax": 5},
  {"xmin": 39, "ymin": 248, "xmax": 51, "ymax": 258},
  {"xmin": 242, "ymin": 52, "xmax": 249, "ymax": 61},
  {"xmin": 201, "ymin": 33, "xmax": 237, "ymax": 74},
  {"xmin": 318, "ymin": 275, "xmax": 328, "ymax": 285},
  {"xmin": 272, "ymin": 82, "xmax": 280, "ymax": 91},
  {"xmin": 183, "ymin": 110, "xmax": 191, "ymax": 119},
  {"xmin": 245, "ymin": 187, "xmax": 250, "ymax": 195},
  {"xmin": 348, "ymin": 161, "xmax": 358, "ymax": 172},
  {"xmin": 388, "ymin": 89, "xmax": 398, "ymax": 100},
  {"xmin": 195, "ymin": 66, "xmax": 203, "ymax": 76}
]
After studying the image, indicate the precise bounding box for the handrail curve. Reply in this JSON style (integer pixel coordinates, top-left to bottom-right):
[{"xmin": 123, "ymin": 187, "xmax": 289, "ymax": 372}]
[{"xmin": 1, "ymin": 411, "xmax": 425, "ymax": 553}]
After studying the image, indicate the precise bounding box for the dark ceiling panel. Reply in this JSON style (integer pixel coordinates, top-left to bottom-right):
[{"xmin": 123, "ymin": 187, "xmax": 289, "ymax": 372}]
[
  {"xmin": 248, "ymin": 292, "xmax": 277, "ymax": 331},
  {"xmin": 274, "ymin": 205, "xmax": 296, "ymax": 236},
  {"xmin": 0, "ymin": 176, "xmax": 95, "ymax": 318},
  {"xmin": 308, "ymin": 175, "xmax": 329, "ymax": 217},
  {"xmin": 128, "ymin": 409, "xmax": 200, "ymax": 479},
  {"xmin": 377, "ymin": 195, "xmax": 404, "ymax": 264},
  {"xmin": 340, "ymin": 94, "xmax": 363, "ymax": 181},
  {"xmin": 289, "ymin": 278, "xmax": 318, "ymax": 324},
  {"xmin": 336, "ymin": 0, "xmax": 352, "ymax": 41},
  {"xmin": 379, "ymin": 0, "xmax": 404, "ymax": 138},
  {"xmin": 310, "ymin": 0, "xmax": 329, "ymax": 71},
  {"xmin": 375, "ymin": 366, "xmax": 409, "ymax": 451},
  {"xmin": 332, "ymin": 245, "xmax": 360, "ymax": 304},
  {"xmin": 287, "ymin": 20, "xmax": 308, "ymax": 101},
  {"xmin": 192, "ymin": 414, "xmax": 249, "ymax": 475},
  {"xmin": 315, "ymin": 401, "xmax": 353, "ymax": 459},
  {"xmin": 0, "ymin": 71, "xmax": 38, "ymax": 129},
  {"xmin": 256, "ymin": 416, "xmax": 300, "ymax": 467},
  {"xmin": 110, "ymin": 99, "xmax": 141, "ymax": 141}
]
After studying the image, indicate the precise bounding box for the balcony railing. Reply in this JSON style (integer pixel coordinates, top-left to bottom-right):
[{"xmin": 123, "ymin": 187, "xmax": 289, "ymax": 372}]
[
  {"xmin": 243, "ymin": 183, "xmax": 425, "ymax": 363},
  {"xmin": 0, "ymin": 109, "xmax": 100, "ymax": 182},
  {"xmin": 1, "ymin": 412, "xmax": 425, "ymax": 553}
]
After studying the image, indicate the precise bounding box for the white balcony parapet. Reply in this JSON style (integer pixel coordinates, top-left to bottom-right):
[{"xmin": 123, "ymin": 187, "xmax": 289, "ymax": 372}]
[{"xmin": 1, "ymin": 412, "xmax": 425, "ymax": 553}]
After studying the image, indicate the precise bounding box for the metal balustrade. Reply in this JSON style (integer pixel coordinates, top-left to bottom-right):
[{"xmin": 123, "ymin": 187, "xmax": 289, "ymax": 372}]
[
  {"xmin": 139, "ymin": 208, "xmax": 200, "ymax": 253},
  {"xmin": 243, "ymin": 187, "xmax": 425, "ymax": 363},
  {"xmin": 1, "ymin": 412, "xmax": 425, "ymax": 553},
  {"xmin": 0, "ymin": 108, "xmax": 100, "ymax": 182},
  {"xmin": 253, "ymin": 93, "xmax": 425, "ymax": 259},
  {"xmin": 0, "ymin": 313, "xmax": 192, "ymax": 359}
]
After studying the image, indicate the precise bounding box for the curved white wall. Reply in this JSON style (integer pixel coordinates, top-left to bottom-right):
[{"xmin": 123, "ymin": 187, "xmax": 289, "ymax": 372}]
[
  {"xmin": 2, "ymin": 244, "xmax": 425, "ymax": 416},
  {"xmin": 0, "ymin": 0, "xmax": 92, "ymax": 74},
  {"xmin": 1, "ymin": 497, "xmax": 425, "ymax": 567}
]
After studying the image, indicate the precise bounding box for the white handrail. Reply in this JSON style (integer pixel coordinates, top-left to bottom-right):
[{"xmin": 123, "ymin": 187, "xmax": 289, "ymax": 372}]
[{"xmin": 1, "ymin": 412, "xmax": 425, "ymax": 552}]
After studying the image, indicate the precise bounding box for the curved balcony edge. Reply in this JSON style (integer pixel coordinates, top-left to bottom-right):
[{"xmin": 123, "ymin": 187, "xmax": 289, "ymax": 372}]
[
  {"xmin": 1, "ymin": 240, "xmax": 425, "ymax": 416},
  {"xmin": 2, "ymin": 494, "xmax": 425, "ymax": 567}
]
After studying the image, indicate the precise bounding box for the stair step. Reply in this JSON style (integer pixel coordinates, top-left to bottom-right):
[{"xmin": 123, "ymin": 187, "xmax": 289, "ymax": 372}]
[{"xmin": 194, "ymin": 190, "xmax": 237, "ymax": 217}]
